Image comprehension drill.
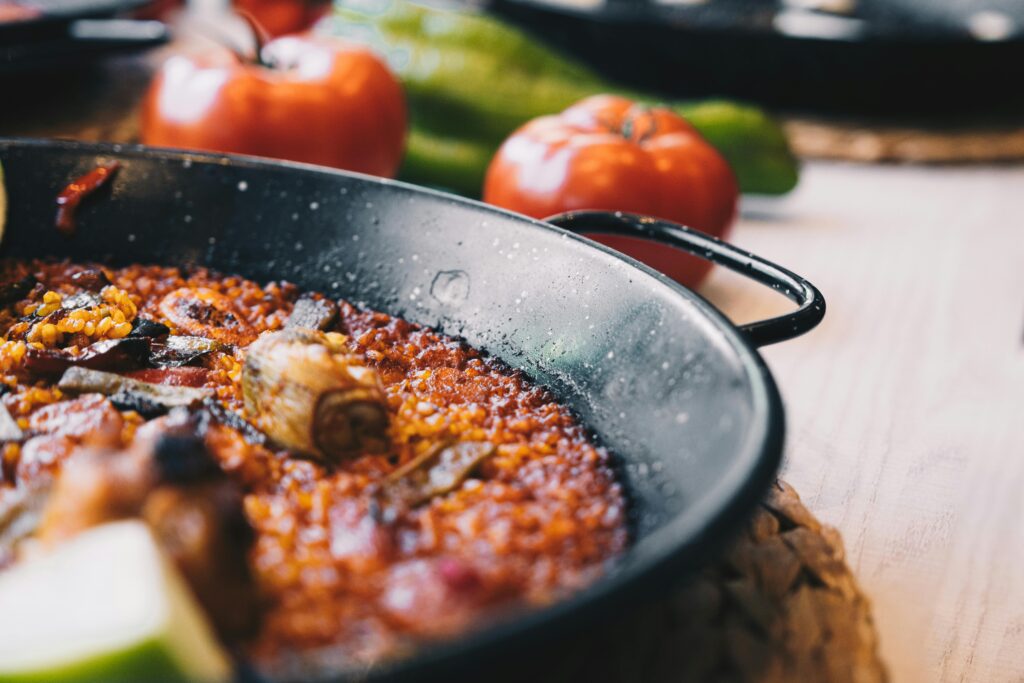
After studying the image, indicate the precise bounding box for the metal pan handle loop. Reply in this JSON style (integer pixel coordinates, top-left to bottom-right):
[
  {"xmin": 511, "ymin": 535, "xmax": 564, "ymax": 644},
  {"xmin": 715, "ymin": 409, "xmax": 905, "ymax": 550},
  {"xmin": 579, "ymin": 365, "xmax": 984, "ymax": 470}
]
[{"xmin": 545, "ymin": 211, "xmax": 825, "ymax": 347}]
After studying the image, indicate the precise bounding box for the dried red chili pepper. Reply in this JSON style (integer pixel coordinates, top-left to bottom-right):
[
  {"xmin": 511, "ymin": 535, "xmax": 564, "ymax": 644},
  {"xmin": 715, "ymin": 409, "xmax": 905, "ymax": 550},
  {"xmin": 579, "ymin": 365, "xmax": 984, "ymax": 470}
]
[{"xmin": 55, "ymin": 161, "xmax": 121, "ymax": 236}]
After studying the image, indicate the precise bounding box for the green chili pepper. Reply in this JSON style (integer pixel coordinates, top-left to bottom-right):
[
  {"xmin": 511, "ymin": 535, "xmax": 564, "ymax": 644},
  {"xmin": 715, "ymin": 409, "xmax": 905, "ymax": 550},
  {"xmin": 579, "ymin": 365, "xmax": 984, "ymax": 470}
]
[{"xmin": 325, "ymin": 0, "xmax": 798, "ymax": 196}]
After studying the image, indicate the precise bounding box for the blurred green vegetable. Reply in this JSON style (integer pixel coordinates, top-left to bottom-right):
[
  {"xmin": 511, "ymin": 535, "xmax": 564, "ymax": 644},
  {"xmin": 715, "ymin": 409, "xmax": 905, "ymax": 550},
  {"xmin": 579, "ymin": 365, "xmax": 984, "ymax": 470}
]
[{"xmin": 324, "ymin": 0, "xmax": 799, "ymax": 196}]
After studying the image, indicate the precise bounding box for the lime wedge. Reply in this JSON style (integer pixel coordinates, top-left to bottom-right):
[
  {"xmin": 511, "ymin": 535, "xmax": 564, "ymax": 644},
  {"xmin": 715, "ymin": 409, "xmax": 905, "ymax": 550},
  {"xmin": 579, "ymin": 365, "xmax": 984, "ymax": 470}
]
[{"xmin": 0, "ymin": 521, "xmax": 231, "ymax": 683}]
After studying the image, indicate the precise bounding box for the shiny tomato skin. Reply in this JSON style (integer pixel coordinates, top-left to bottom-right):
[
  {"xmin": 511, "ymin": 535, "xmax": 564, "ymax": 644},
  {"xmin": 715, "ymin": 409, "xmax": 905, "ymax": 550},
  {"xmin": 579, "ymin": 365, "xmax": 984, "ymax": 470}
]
[
  {"xmin": 484, "ymin": 95, "xmax": 738, "ymax": 289},
  {"xmin": 141, "ymin": 36, "xmax": 406, "ymax": 178}
]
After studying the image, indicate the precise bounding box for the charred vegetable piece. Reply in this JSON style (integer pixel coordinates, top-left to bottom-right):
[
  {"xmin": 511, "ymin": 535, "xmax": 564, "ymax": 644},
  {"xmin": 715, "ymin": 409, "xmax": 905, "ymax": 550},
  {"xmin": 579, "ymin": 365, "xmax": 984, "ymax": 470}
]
[
  {"xmin": 109, "ymin": 389, "xmax": 168, "ymax": 418},
  {"xmin": 58, "ymin": 366, "xmax": 212, "ymax": 408},
  {"xmin": 129, "ymin": 317, "xmax": 171, "ymax": 338},
  {"xmin": 0, "ymin": 402, "xmax": 23, "ymax": 442},
  {"xmin": 151, "ymin": 424, "xmax": 221, "ymax": 484},
  {"xmin": 150, "ymin": 335, "xmax": 223, "ymax": 368},
  {"xmin": 159, "ymin": 287, "xmax": 256, "ymax": 345},
  {"xmin": 69, "ymin": 268, "xmax": 111, "ymax": 291},
  {"xmin": 286, "ymin": 294, "xmax": 338, "ymax": 331},
  {"xmin": 383, "ymin": 441, "xmax": 495, "ymax": 507},
  {"xmin": 23, "ymin": 336, "xmax": 151, "ymax": 377},
  {"xmin": 199, "ymin": 398, "xmax": 267, "ymax": 446},
  {"xmin": 0, "ymin": 275, "xmax": 36, "ymax": 308},
  {"xmin": 242, "ymin": 329, "xmax": 389, "ymax": 462}
]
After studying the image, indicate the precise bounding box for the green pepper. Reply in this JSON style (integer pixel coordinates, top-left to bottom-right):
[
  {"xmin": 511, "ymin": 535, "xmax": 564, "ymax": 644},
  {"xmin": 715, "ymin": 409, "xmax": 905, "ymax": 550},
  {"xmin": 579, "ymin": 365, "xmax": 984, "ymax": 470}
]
[
  {"xmin": 669, "ymin": 101, "xmax": 800, "ymax": 196},
  {"xmin": 401, "ymin": 128, "xmax": 496, "ymax": 195},
  {"xmin": 324, "ymin": 0, "xmax": 798, "ymax": 196}
]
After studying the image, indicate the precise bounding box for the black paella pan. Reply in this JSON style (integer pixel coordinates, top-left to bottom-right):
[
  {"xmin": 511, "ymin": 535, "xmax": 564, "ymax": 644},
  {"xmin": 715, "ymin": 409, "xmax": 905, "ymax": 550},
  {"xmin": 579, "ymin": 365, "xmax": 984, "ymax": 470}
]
[{"xmin": 0, "ymin": 138, "xmax": 824, "ymax": 682}]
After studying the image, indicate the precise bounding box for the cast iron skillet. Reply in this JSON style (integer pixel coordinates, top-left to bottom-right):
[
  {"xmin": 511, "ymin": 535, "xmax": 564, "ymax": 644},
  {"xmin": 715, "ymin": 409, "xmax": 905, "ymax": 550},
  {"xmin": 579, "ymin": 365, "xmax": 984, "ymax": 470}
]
[{"xmin": 0, "ymin": 138, "xmax": 824, "ymax": 682}]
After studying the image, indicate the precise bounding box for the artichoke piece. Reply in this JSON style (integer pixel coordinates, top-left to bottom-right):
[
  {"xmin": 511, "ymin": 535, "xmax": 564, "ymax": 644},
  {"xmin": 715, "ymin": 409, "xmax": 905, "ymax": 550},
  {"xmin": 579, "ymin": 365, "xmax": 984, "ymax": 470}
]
[
  {"xmin": 383, "ymin": 441, "xmax": 495, "ymax": 507},
  {"xmin": 150, "ymin": 335, "xmax": 223, "ymax": 368},
  {"xmin": 286, "ymin": 294, "xmax": 338, "ymax": 331},
  {"xmin": 242, "ymin": 329, "xmax": 389, "ymax": 462},
  {"xmin": 58, "ymin": 366, "xmax": 213, "ymax": 408}
]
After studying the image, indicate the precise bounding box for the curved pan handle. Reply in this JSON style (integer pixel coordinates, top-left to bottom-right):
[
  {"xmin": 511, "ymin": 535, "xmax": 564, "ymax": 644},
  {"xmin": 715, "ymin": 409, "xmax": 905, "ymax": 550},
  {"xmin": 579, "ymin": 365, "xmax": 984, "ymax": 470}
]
[{"xmin": 545, "ymin": 211, "xmax": 825, "ymax": 348}]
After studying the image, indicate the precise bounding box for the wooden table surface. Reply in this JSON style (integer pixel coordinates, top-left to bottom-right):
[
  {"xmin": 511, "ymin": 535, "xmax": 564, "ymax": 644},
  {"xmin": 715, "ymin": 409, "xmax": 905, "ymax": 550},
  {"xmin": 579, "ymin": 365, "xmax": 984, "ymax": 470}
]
[
  {"xmin": 705, "ymin": 163, "xmax": 1024, "ymax": 683},
  {"xmin": 3, "ymin": 45, "xmax": 1024, "ymax": 683}
]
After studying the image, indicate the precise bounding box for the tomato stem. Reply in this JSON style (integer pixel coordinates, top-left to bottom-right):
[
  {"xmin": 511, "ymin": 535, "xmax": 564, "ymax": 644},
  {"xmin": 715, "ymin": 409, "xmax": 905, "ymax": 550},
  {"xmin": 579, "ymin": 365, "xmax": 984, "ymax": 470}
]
[
  {"xmin": 622, "ymin": 105, "xmax": 658, "ymax": 144},
  {"xmin": 236, "ymin": 10, "xmax": 272, "ymax": 68}
]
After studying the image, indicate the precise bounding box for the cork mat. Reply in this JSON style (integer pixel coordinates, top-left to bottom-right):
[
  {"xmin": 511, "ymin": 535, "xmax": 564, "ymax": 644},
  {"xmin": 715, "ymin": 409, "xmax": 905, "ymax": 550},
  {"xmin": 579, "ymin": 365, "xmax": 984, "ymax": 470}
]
[
  {"xmin": 786, "ymin": 117, "xmax": 1024, "ymax": 164},
  {"xmin": 488, "ymin": 479, "xmax": 888, "ymax": 683}
]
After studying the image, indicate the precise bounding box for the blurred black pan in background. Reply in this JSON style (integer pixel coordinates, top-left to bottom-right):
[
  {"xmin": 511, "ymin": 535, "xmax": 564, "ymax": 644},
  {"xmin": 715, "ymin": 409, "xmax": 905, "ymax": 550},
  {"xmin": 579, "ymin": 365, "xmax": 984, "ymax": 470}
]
[
  {"xmin": 486, "ymin": 0, "xmax": 1024, "ymax": 116},
  {"xmin": 0, "ymin": 0, "xmax": 168, "ymax": 76}
]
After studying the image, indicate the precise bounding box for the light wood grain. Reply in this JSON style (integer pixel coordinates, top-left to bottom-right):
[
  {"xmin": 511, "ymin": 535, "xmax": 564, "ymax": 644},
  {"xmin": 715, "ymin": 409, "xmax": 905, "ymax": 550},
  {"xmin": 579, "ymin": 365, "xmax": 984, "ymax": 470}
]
[{"xmin": 704, "ymin": 162, "xmax": 1024, "ymax": 683}]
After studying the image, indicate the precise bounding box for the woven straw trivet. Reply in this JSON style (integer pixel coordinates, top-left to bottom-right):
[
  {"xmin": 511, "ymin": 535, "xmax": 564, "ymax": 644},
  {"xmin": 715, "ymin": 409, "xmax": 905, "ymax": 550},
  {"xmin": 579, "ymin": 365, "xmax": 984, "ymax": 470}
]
[
  {"xmin": 785, "ymin": 117, "xmax": 1024, "ymax": 164},
  {"xmin": 483, "ymin": 480, "xmax": 888, "ymax": 683}
]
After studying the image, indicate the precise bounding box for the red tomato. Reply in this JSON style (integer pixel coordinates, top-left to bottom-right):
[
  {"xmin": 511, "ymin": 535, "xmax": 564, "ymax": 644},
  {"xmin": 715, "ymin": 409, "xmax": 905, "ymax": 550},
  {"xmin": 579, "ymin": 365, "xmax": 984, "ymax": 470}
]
[
  {"xmin": 231, "ymin": 0, "xmax": 330, "ymax": 37},
  {"xmin": 484, "ymin": 95, "xmax": 738, "ymax": 288},
  {"xmin": 141, "ymin": 35, "xmax": 406, "ymax": 178}
]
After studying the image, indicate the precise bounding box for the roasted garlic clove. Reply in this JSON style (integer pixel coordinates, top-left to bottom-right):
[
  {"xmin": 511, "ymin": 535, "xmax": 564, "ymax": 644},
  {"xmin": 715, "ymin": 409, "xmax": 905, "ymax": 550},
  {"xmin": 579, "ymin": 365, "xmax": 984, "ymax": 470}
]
[{"xmin": 383, "ymin": 441, "xmax": 495, "ymax": 507}]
